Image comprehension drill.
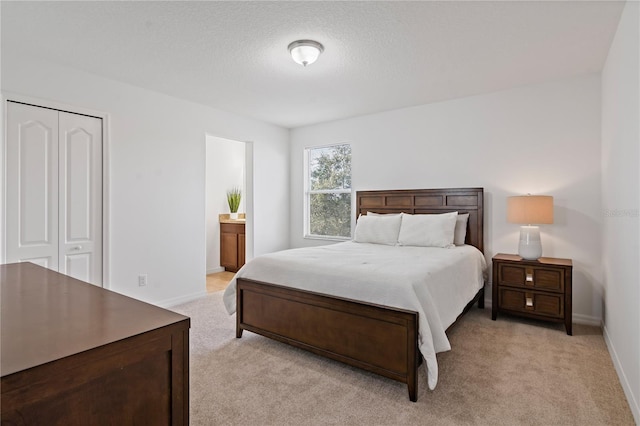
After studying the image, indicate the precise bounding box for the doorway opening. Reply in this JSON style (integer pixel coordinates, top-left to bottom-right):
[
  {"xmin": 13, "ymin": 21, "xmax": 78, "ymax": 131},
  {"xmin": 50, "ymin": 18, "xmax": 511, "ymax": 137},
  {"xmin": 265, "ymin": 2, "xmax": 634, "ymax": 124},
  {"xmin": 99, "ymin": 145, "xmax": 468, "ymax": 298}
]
[{"xmin": 205, "ymin": 135, "xmax": 252, "ymax": 293}]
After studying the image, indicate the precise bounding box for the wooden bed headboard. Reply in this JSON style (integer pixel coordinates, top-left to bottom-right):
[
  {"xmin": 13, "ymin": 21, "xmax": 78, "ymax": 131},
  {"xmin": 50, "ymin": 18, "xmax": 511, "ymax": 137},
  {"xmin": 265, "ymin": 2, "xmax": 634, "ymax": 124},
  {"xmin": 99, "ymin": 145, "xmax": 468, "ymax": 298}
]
[{"xmin": 356, "ymin": 188, "xmax": 484, "ymax": 253}]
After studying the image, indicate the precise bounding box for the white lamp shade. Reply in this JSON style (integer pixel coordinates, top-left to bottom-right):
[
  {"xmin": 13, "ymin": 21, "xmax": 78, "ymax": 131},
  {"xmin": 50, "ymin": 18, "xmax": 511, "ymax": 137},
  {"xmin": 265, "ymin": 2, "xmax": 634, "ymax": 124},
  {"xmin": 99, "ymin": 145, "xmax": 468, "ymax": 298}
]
[
  {"xmin": 288, "ymin": 40, "xmax": 324, "ymax": 66},
  {"xmin": 507, "ymin": 195, "xmax": 553, "ymax": 224}
]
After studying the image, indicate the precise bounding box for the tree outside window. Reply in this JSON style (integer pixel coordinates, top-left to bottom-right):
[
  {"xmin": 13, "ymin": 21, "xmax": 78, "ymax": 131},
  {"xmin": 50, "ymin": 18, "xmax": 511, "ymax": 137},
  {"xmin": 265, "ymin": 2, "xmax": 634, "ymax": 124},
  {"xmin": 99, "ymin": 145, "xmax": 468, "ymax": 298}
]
[{"xmin": 306, "ymin": 144, "xmax": 352, "ymax": 239}]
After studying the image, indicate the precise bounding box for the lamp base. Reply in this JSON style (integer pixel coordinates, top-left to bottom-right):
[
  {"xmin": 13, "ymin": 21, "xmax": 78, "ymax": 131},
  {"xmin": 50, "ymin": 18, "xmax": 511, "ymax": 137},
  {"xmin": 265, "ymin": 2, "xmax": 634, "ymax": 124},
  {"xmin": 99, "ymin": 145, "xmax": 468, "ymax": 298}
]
[{"xmin": 518, "ymin": 226, "xmax": 542, "ymax": 260}]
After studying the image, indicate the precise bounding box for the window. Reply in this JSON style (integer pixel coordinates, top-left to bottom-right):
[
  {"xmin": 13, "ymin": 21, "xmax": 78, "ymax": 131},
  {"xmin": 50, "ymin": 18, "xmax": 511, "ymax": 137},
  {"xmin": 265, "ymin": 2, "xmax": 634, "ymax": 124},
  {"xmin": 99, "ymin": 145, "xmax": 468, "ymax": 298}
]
[{"xmin": 305, "ymin": 144, "xmax": 352, "ymax": 239}]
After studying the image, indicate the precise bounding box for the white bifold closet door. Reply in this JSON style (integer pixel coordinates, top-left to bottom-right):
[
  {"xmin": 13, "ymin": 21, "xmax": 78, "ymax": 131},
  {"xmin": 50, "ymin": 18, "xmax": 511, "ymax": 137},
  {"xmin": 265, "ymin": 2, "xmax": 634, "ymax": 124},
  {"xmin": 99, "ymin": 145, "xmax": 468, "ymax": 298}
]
[{"xmin": 5, "ymin": 102, "xmax": 103, "ymax": 286}]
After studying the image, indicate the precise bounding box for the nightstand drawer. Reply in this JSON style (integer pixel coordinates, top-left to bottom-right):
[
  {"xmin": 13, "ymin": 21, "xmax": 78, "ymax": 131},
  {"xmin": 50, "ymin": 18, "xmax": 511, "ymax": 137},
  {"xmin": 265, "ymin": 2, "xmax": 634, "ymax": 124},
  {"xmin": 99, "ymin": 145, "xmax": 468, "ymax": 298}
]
[
  {"xmin": 498, "ymin": 264, "xmax": 564, "ymax": 293},
  {"xmin": 498, "ymin": 287, "xmax": 564, "ymax": 319}
]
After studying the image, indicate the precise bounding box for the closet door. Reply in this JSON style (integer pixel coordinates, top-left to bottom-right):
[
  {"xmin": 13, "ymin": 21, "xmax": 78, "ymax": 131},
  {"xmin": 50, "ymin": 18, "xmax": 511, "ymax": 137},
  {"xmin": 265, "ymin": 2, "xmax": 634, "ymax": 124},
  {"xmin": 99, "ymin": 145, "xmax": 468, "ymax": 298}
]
[
  {"xmin": 5, "ymin": 102, "xmax": 60, "ymax": 269},
  {"xmin": 58, "ymin": 112, "xmax": 102, "ymax": 285},
  {"xmin": 5, "ymin": 102, "xmax": 103, "ymax": 286}
]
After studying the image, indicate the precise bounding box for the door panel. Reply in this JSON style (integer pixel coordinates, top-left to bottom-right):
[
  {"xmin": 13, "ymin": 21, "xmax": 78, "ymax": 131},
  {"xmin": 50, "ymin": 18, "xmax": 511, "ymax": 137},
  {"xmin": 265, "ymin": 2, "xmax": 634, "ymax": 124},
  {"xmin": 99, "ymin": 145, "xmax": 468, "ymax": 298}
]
[
  {"xmin": 65, "ymin": 253, "xmax": 91, "ymax": 283},
  {"xmin": 19, "ymin": 123, "xmax": 54, "ymax": 245},
  {"xmin": 6, "ymin": 103, "xmax": 59, "ymax": 266},
  {"xmin": 64, "ymin": 128, "xmax": 92, "ymax": 241},
  {"xmin": 220, "ymin": 233, "xmax": 238, "ymax": 270},
  {"xmin": 59, "ymin": 112, "xmax": 102, "ymax": 286},
  {"xmin": 19, "ymin": 256, "xmax": 52, "ymax": 269}
]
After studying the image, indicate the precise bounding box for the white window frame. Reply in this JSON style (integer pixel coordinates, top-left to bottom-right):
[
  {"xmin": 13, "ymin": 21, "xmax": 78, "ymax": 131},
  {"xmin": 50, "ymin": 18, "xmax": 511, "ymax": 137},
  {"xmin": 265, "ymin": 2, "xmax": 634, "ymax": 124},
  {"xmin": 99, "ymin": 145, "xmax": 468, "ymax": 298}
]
[{"xmin": 304, "ymin": 143, "xmax": 352, "ymax": 241}]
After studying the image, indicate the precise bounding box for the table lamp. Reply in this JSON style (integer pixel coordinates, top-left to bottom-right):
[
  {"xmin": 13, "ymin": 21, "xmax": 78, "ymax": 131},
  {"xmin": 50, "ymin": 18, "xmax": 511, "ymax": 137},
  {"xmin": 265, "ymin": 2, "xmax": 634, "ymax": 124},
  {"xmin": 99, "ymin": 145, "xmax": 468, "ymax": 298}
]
[{"xmin": 507, "ymin": 195, "xmax": 554, "ymax": 260}]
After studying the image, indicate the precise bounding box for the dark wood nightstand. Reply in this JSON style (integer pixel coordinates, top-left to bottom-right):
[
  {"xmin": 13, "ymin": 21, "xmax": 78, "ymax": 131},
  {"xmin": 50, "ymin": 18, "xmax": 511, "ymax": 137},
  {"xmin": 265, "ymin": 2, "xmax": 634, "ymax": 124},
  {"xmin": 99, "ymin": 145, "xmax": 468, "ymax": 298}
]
[{"xmin": 492, "ymin": 253, "xmax": 573, "ymax": 335}]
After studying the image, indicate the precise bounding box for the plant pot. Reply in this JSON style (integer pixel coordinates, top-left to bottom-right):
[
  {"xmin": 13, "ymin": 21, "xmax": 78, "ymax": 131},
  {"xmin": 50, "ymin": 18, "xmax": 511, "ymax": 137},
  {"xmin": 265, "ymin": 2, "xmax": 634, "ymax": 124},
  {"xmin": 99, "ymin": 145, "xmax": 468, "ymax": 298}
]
[{"xmin": 230, "ymin": 212, "xmax": 239, "ymax": 220}]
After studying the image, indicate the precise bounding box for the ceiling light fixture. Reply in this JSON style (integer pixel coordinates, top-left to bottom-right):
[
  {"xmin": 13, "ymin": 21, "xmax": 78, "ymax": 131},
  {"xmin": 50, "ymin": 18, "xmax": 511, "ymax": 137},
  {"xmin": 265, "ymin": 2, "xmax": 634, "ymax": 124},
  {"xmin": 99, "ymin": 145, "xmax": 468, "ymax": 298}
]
[{"xmin": 288, "ymin": 40, "xmax": 324, "ymax": 67}]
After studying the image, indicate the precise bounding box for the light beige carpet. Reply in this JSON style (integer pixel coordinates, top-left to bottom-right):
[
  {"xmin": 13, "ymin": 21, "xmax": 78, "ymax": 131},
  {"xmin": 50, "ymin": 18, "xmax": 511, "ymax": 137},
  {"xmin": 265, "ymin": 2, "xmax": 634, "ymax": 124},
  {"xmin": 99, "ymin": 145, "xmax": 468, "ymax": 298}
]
[{"xmin": 172, "ymin": 292, "xmax": 635, "ymax": 425}]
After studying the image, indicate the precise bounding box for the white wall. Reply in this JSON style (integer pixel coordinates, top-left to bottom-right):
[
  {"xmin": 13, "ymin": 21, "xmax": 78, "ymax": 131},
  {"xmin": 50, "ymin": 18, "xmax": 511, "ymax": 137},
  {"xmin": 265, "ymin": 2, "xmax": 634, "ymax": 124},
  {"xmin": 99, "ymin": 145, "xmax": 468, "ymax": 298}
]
[
  {"xmin": 1, "ymin": 53, "xmax": 290, "ymax": 307},
  {"xmin": 290, "ymin": 74, "xmax": 603, "ymax": 324},
  {"xmin": 601, "ymin": 1, "xmax": 640, "ymax": 423},
  {"xmin": 205, "ymin": 135, "xmax": 246, "ymax": 273}
]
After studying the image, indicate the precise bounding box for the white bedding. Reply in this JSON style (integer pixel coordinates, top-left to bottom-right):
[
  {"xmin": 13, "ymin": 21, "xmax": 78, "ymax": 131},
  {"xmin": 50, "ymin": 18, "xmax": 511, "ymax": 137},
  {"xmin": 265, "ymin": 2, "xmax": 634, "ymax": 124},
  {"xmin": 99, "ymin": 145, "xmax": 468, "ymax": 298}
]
[{"xmin": 223, "ymin": 241, "xmax": 487, "ymax": 390}]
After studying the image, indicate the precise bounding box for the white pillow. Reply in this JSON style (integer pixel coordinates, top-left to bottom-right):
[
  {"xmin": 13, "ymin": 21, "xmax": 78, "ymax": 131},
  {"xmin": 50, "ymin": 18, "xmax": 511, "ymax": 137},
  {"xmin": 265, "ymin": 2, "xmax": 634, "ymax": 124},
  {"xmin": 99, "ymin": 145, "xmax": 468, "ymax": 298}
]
[
  {"xmin": 353, "ymin": 214, "xmax": 402, "ymax": 245},
  {"xmin": 367, "ymin": 211, "xmax": 401, "ymax": 217},
  {"xmin": 398, "ymin": 212, "xmax": 458, "ymax": 248},
  {"xmin": 454, "ymin": 213, "xmax": 470, "ymax": 246}
]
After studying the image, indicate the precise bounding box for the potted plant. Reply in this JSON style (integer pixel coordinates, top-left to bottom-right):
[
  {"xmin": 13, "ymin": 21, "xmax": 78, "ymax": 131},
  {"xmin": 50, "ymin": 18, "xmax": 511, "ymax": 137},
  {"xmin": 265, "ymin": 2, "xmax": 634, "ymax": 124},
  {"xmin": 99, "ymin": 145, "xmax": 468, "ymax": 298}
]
[{"xmin": 227, "ymin": 187, "xmax": 242, "ymax": 219}]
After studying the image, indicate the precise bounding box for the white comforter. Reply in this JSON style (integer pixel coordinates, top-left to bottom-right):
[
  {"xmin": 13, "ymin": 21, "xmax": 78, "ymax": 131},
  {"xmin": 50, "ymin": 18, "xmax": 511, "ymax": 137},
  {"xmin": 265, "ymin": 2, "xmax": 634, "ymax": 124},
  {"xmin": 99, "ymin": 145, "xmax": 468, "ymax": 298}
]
[{"xmin": 223, "ymin": 241, "xmax": 487, "ymax": 390}]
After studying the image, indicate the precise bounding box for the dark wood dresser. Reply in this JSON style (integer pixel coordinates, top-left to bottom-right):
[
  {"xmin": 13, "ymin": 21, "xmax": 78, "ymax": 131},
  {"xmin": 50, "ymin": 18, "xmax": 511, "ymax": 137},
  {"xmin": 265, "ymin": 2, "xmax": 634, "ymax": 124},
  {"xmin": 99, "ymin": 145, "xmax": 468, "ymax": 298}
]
[
  {"xmin": 0, "ymin": 263, "xmax": 190, "ymax": 425},
  {"xmin": 492, "ymin": 253, "xmax": 573, "ymax": 335}
]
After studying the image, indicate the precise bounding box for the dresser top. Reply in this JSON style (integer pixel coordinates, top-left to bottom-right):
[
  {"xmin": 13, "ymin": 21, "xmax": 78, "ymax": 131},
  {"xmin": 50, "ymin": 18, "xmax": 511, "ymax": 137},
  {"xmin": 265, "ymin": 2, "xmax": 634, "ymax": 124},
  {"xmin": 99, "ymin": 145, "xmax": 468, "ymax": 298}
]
[
  {"xmin": 493, "ymin": 253, "xmax": 572, "ymax": 267},
  {"xmin": 1, "ymin": 263, "xmax": 190, "ymax": 377}
]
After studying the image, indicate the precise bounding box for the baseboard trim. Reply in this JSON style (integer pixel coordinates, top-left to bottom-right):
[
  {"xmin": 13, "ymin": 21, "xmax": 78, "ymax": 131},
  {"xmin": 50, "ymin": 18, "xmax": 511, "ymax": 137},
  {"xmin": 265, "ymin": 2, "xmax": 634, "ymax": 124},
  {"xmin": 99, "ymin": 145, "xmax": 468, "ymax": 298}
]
[
  {"xmin": 156, "ymin": 290, "xmax": 208, "ymax": 309},
  {"xmin": 572, "ymin": 313, "xmax": 601, "ymax": 327},
  {"xmin": 603, "ymin": 325, "xmax": 640, "ymax": 425},
  {"xmin": 207, "ymin": 266, "xmax": 224, "ymax": 275}
]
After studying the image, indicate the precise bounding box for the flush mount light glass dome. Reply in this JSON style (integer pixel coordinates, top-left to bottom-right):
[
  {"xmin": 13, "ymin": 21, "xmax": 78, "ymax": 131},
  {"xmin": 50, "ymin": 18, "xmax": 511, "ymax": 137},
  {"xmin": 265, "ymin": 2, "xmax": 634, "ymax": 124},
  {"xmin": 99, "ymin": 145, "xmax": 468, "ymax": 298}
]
[{"xmin": 288, "ymin": 40, "xmax": 324, "ymax": 67}]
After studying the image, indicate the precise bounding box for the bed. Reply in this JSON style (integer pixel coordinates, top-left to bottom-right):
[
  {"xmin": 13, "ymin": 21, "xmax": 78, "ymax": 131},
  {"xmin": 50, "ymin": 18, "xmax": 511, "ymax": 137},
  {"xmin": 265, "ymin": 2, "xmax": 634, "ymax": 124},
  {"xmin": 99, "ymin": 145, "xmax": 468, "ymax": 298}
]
[{"xmin": 224, "ymin": 188, "xmax": 485, "ymax": 401}]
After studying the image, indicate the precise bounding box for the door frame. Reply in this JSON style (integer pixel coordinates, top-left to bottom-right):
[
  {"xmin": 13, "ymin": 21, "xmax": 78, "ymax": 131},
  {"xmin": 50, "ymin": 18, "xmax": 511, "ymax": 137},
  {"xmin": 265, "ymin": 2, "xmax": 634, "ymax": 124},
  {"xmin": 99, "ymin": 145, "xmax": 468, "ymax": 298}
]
[
  {"xmin": 1, "ymin": 92, "xmax": 111, "ymax": 288},
  {"xmin": 203, "ymin": 135, "xmax": 254, "ymax": 278}
]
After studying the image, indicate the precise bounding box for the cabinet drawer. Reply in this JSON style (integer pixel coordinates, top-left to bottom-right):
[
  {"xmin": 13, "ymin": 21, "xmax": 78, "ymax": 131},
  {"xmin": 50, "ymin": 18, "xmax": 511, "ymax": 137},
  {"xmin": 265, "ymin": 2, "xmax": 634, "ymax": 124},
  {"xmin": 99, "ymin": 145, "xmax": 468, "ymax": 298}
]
[
  {"xmin": 220, "ymin": 223, "xmax": 245, "ymax": 234},
  {"xmin": 498, "ymin": 264, "xmax": 564, "ymax": 293},
  {"xmin": 499, "ymin": 287, "xmax": 564, "ymax": 319}
]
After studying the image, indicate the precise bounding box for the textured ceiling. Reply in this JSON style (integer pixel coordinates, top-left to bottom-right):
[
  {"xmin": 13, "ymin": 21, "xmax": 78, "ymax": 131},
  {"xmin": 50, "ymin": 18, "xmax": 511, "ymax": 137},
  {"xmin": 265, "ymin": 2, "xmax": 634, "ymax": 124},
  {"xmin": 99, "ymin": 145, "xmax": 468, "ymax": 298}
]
[{"xmin": 1, "ymin": 1, "xmax": 625, "ymax": 128}]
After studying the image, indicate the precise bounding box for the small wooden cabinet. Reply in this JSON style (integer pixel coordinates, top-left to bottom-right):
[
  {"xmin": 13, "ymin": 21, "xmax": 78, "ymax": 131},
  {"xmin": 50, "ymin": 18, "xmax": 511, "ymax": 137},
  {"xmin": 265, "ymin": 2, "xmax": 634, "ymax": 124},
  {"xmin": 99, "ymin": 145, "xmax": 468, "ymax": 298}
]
[
  {"xmin": 221, "ymin": 222, "xmax": 245, "ymax": 272},
  {"xmin": 492, "ymin": 253, "xmax": 573, "ymax": 335}
]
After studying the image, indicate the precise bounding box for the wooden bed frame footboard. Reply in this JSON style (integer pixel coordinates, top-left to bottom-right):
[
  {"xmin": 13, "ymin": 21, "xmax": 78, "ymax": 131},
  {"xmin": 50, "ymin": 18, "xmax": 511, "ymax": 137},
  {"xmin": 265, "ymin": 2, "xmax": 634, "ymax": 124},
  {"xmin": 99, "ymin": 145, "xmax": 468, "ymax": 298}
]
[
  {"xmin": 235, "ymin": 188, "xmax": 484, "ymax": 402},
  {"xmin": 236, "ymin": 278, "xmax": 420, "ymax": 401}
]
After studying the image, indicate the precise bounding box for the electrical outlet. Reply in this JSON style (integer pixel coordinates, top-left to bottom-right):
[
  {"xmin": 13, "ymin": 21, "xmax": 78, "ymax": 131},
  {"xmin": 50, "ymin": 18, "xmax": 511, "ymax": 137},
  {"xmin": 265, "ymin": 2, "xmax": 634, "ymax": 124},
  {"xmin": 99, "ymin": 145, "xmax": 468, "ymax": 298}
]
[{"xmin": 138, "ymin": 274, "xmax": 147, "ymax": 286}]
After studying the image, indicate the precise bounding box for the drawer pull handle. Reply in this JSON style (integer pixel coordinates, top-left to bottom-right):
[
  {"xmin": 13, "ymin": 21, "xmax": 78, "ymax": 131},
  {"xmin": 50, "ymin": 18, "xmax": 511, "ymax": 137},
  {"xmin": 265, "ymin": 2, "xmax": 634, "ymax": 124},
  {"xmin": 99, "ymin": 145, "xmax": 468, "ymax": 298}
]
[
  {"xmin": 526, "ymin": 273, "xmax": 534, "ymax": 283},
  {"xmin": 526, "ymin": 297, "xmax": 534, "ymax": 308}
]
